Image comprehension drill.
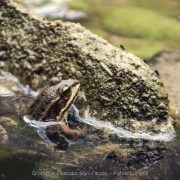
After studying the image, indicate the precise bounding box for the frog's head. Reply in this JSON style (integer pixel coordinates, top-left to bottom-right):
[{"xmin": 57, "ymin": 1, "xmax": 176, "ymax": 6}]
[{"xmin": 56, "ymin": 79, "xmax": 80, "ymax": 119}]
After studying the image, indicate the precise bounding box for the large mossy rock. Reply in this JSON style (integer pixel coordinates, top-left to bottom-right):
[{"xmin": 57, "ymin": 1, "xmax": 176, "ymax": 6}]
[{"xmin": 0, "ymin": 0, "xmax": 174, "ymax": 134}]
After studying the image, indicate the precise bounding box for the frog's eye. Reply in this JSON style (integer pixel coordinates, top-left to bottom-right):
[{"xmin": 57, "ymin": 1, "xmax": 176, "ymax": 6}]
[{"xmin": 62, "ymin": 88, "xmax": 71, "ymax": 98}]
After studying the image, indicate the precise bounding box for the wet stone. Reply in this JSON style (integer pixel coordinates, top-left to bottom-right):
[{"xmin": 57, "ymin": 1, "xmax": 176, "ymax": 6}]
[
  {"xmin": 32, "ymin": 140, "xmax": 54, "ymax": 155},
  {"xmin": 0, "ymin": 116, "xmax": 17, "ymax": 127},
  {"xmin": 106, "ymin": 151, "xmax": 125, "ymax": 164},
  {"xmin": 127, "ymin": 148, "xmax": 165, "ymax": 169},
  {"xmin": 0, "ymin": 125, "xmax": 8, "ymax": 143}
]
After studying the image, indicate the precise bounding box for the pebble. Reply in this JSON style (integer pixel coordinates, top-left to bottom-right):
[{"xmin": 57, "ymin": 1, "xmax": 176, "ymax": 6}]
[{"xmin": 0, "ymin": 125, "xmax": 8, "ymax": 143}]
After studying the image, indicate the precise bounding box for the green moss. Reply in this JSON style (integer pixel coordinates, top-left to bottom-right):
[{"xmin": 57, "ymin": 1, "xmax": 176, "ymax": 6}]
[
  {"xmin": 102, "ymin": 6, "xmax": 180, "ymax": 40},
  {"xmin": 0, "ymin": 150, "xmax": 13, "ymax": 160}
]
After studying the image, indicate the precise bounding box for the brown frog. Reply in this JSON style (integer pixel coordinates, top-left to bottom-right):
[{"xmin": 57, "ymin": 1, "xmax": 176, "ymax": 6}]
[{"xmin": 28, "ymin": 79, "xmax": 81, "ymax": 138}]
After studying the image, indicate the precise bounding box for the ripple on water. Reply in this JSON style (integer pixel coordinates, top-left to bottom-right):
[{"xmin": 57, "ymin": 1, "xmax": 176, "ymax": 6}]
[{"xmin": 23, "ymin": 115, "xmax": 176, "ymax": 145}]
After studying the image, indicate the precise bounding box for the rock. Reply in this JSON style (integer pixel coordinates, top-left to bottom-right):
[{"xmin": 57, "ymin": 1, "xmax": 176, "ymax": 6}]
[
  {"xmin": 97, "ymin": 143, "xmax": 134, "ymax": 163},
  {"xmin": 32, "ymin": 140, "xmax": 54, "ymax": 155},
  {"xmin": 127, "ymin": 148, "xmax": 164, "ymax": 169},
  {"xmin": 0, "ymin": 125, "xmax": 8, "ymax": 143},
  {"xmin": 86, "ymin": 143, "xmax": 165, "ymax": 170},
  {"xmin": 0, "ymin": 0, "xmax": 174, "ymax": 134},
  {"xmin": 15, "ymin": 149, "xmax": 48, "ymax": 158},
  {"xmin": 0, "ymin": 116, "xmax": 17, "ymax": 127}
]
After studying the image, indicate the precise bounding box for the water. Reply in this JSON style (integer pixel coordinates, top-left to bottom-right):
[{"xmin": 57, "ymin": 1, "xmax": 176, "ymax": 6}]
[
  {"xmin": 62, "ymin": 104, "xmax": 176, "ymax": 142},
  {"xmin": 23, "ymin": 115, "xmax": 73, "ymax": 147},
  {"xmin": 0, "ymin": 72, "xmax": 179, "ymax": 179},
  {"xmin": 77, "ymin": 117, "xmax": 176, "ymax": 142},
  {"xmin": 22, "ymin": 102, "xmax": 175, "ymax": 150}
]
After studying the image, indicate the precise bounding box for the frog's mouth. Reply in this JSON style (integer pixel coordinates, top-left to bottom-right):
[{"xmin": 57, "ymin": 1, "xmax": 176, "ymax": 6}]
[{"xmin": 58, "ymin": 83, "xmax": 80, "ymax": 120}]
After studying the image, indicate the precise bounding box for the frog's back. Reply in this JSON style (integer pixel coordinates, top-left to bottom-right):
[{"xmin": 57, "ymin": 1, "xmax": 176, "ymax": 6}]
[{"xmin": 29, "ymin": 85, "xmax": 59, "ymax": 121}]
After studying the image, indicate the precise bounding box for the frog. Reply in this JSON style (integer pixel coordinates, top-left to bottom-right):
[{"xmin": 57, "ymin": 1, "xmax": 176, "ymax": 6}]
[{"xmin": 28, "ymin": 78, "xmax": 82, "ymax": 145}]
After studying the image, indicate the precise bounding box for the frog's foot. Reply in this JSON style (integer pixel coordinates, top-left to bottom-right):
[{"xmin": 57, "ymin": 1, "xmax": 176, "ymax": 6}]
[{"xmin": 59, "ymin": 123, "xmax": 82, "ymax": 138}]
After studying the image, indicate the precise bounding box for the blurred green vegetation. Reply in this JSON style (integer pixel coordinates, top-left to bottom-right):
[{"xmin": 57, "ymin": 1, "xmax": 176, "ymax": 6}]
[
  {"xmin": 103, "ymin": 7, "xmax": 180, "ymax": 40},
  {"xmin": 68, "ymin": 0, "xmax": 90, "ymax": 12},
  {"xmin": 68, "ymin": 0, "xmax": 180, "ymax": 59}
]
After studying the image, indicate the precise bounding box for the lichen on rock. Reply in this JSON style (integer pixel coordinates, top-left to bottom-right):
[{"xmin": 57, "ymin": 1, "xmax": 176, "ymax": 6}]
[{"xmin": 0, "ymin": 0, "xmax": 174, "ymax": 134}]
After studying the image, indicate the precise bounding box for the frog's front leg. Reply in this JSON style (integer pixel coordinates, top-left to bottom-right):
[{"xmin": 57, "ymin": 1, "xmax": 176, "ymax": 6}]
[
  {"xmin": 58, "ymin": 111, "xmax": 82, "ymax": 138},
  {"xmin": 59, "ymin": 123, "xmax": 81, "ymax": 138}
]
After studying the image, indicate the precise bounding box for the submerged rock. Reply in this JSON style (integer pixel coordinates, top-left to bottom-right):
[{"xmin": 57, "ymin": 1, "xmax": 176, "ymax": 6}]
[
  {"xmin": 0, "ymin": 125, "xmax": 8, "ymax": 143},
  {"xmin": 0, "ymin": 0, "xmax": 174, "ymax": 135}
]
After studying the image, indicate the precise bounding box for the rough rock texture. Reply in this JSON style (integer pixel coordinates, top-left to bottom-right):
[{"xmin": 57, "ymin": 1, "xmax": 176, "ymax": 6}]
[{"xmin": 0, "ymin": 0, "xmax": 174, "ymax": 133}]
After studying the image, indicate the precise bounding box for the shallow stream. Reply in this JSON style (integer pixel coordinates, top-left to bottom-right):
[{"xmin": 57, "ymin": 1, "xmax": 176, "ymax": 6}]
[{"xmin": 0, "ymin": 70, "xmax": 179, "ymax": 180}]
